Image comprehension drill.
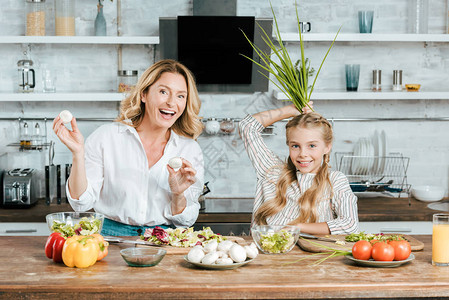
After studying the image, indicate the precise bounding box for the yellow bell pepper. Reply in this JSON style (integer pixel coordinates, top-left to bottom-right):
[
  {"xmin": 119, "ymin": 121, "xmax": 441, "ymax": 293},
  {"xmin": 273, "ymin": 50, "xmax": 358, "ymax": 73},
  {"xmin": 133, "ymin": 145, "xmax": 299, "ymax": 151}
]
[{"xmin": 62, "ymin": 235, "xmax": 100, "ymax": 268}]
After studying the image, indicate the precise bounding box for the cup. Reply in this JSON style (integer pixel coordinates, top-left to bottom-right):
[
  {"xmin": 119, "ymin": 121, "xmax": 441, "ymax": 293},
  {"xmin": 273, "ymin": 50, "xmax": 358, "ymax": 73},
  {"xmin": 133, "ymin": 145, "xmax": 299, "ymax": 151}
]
[
  {"xmin": 345, "ymin": 64, "xmax": 360, "ymax": 92},
  {"xmin": 42, "ymin": 68, "xmax": 56, "ymax": 93},
  {"xmin": 299, "ymin": 22, "xmax": 311, "ymax": 33},
  {"xmin": 358, "ymin": 11, "xmax": 374, "ymax": 33},
  {"xmin": 432, "ymin": 213, "xmax": 449, "ymax": 266}
]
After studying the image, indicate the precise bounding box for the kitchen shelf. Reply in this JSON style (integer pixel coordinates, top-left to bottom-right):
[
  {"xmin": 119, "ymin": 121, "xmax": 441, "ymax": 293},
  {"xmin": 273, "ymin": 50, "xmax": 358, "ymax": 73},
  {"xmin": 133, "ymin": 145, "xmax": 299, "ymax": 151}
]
[
  {"xmin": 0, "ymin": 93, "xmax": 125, "ymax": 102},
  {"xmin": 278, "ymin": 33, "xmax": 449, "ymax": 43},
  {"xmin": 0, "ymin": 36, "xmax": 159, "ymax": 45},
  {"xmin": 274, "ymin": 90, "xmax": 449, "ymax": 100}
]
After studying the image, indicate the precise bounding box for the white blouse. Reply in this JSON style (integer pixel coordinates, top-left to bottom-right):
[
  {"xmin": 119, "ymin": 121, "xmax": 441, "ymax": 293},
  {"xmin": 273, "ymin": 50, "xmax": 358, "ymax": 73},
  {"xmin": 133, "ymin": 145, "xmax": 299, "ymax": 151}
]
[
  {"xmin": 66, "ymin": 122, "xmax": 204, "ymax": 227},
  {"xmin": 239, "ymin": 115, "xmax": 359, "ymax": 234}
]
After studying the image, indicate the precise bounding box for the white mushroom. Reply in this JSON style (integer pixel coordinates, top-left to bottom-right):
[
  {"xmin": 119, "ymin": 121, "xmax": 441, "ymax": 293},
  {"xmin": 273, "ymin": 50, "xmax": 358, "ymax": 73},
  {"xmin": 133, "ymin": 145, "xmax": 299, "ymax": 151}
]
[
  {"xmin": 201, "ymin": 252, "xmax": 219, "ymax": 264},
  {"xmin": 215, "ymin": 251, "xmax": 228, "ymax": 259},
  {"xmin": 187, "ymin": 247, "xmax": 205, "ymax": 263},
  {"xmin": 203, "ymin": 239, "xmax": 218, "ymax": 253},
  {"xmin": 217, "ymin": 240, "xmax": 234, "ymax": 253},
  {"xmin": 215, "ymin": 257, "xmax": 234, "ymax": 265},
  {"xmin": 229, "ymin": 244, "xmax": 247, "ymax": 263},
  {"xmin": 59, "ymin": 110, "xmax": 73, "ymax": 124},
  {"xmin": 245, "ymin": 244, "xmax": 258, "ymax": 259},
  {"xmin": 168, "ymin": 157, "xmax": 182, "ymax": 169}
]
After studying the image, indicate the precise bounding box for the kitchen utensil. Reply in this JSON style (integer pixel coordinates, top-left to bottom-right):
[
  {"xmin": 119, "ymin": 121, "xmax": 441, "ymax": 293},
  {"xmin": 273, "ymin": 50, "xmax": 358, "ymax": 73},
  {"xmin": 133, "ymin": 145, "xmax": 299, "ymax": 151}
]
[
  {"xmin": 251, "ymin": 225, "xmax": 301, "ymax": 254},
  {"xmin": 299, "ymin": 233, "xmax": 339, "ymax": 243},
  {"xmin": 42, "ymin": 67, "xmax": 56, "ymax": 92},
  {"xmin": 1, "ymin": 168, "xmax": 38, "ymax": 207},
  {"xmin": 393, "ymin": 70, "xmax": 403, "ymax": 91},
  {"xmin": 372, "ymin": 69, "xmax": 381, "ymax": 91},
  {"xmin": 379, "ymin": 130, "xmax": 387, "ymax": 173},
  {"xmin": 45, "ymin": 141, "xmax": 57, "ymax": 205},
  {"xmin": 184, "ymin": 255, "xmax": 254, "ymax": 270},
  {"xmin": 104, "ymin": 236, "xmax": 161, "ymax": 247},
  {"xmin": 120, "ymin": 247, "xmax": 166, "ymax": 267},
  {"xmin": 412, "ymin": 185, "xmax": 446, "ymax": 202},
  {"xmin": 432, "ymin": 213, "xmax": 449, "ymax": 266},
  {"xmin": 405, "ymin": 84, "xmax": 421, "ymax": 92},
  {"xmin": 345, "ymin": 253, "xmax": 415, "ymax": 268},
  {"xmin": 46, "ymin": 212, "xmax": 104, "ymax": 233},
  {"xmin": 17, "ymin": 59, "xmax": 35, "ymax": 93}
]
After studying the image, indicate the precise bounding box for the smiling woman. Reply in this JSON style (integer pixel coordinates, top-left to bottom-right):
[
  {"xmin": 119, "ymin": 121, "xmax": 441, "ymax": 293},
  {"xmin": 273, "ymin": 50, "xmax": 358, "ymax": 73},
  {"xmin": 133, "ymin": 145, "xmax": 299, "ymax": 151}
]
[{"xmin": 52, "ymin": 59, "xmax": 205, "ymax": 236}]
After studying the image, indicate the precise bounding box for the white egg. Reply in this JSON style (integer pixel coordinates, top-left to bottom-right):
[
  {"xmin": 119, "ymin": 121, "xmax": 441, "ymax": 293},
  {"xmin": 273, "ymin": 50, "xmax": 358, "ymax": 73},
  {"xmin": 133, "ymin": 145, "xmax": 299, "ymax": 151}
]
[
  {"xmin": 168, "ymin": 157, "xmax": 182, "ymax": 169},
  {"xmin": 203, "ymin": 239, "xmax": 218, "ymax": 253},
  {"xmin": 215, "ymin": 257, "xmax": 234, "ymax": 265},
  {"xmin": 201, "ymin": 252, "xmax": 219, "ymax": 264},
  {"xmin": 245, "ymin": 245, "xmax": 258, "ymax": 259},
  {"xmin": 187, "ymin": 247, "xmax": 205, "ymax": 263},
  {"xmin": 229, "ymin": 244, "xmax": 247, "ymax": 263},
  {"xmin": 217, "ymin": 240, "xmax": 234, "ymax": 253},
  {"xmin": 59, "ymin": 110, "xmax": 73, "ymax": 124}
]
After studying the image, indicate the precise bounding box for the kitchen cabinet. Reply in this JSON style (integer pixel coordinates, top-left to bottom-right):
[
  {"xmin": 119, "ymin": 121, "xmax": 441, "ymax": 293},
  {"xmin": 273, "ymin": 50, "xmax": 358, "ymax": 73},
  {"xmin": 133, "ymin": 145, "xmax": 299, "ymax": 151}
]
[{"xmin": 0, "ymin": 222, "xmax": 49, "ymax": 236}]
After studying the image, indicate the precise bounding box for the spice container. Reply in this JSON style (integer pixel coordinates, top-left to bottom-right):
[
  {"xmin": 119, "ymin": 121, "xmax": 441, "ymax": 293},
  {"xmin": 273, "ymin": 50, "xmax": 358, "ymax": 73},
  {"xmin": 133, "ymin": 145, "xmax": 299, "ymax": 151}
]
[
  {"xmin": 220, "ymin": 118, "xmax": 235, "ymax": 134},
  {"xmin": 392, "ymin": 70, "xmax": 403, "ymax": 91},
  {"xmin": 26, "ymin": 0, "xmax": 46, "ymax": 36},
  {"xmin": 20, "ymin": 122, "xmax": 31, "ymax": 147},
  {"xmin": 117, "ymin": 70, "xmax": 138, "ymax": 93},
  {"xmin": 55, "ymin": 0, "xmax": 75, "ymax": 36},
  {"xmin": 372, "ymin": 70, "xmax": 381, "ymax": 91}
]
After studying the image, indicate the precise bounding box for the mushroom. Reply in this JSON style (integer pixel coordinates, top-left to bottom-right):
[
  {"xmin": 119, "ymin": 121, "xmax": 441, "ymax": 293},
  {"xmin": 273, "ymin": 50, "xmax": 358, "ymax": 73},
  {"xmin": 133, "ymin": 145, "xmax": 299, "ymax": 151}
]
[
  {"xmin": 203, "ymin": 239, "xmax": 218, "ymax": 253},
  {"xmin": 215, "ymin": 257, "xmax": 234, "ymax": 265},
  {"xmin": 59, "ymin": 110, "xmax": 73, "ymax": 124},
  {"xmin": 201, "ymin": 252, "xmax": 219, "ymax": 264},
  {"xmin": 217, "ymin": 240, "xmax": 234, "ymax": 253},
  {"xmin": 168, "ymin": 157, "xmax": 182, "ymax": 169},
  {"xmin": 245, "ymin": 243, "xmax": 258, "ymax": 259},
  {"xmin": 187, "ymin": 246, "xmax": 205, "ymax": 263},
  {"xmin": 229, "ymin": 244, "xmax": 247, "ymax": 263}
]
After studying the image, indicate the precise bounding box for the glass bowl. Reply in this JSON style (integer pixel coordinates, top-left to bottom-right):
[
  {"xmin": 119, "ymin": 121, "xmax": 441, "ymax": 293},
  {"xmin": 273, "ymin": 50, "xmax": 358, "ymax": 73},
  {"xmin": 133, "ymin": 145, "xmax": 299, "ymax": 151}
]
[
  {"xmin": 251, "ymin": 225, "xmax": 301, "ymax": 254},
  {"xmin": 120, "ymin": 247, "xmax": 167, "ymax": 267},
  {"xmin": 46, "ymin": 212, "xmax": 104, "ymax": 235}
]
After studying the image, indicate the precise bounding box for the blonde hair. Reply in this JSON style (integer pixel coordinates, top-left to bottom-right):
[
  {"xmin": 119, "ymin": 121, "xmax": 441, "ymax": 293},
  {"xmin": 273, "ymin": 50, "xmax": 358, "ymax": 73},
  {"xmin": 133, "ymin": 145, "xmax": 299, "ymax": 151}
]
[
  {"xmin": 253, "ymin": 112, "xmax": 334, "ymax": 225},
  {"xmin": 116, "ymin": 59, "xmax": 203, "ymax": 139}
]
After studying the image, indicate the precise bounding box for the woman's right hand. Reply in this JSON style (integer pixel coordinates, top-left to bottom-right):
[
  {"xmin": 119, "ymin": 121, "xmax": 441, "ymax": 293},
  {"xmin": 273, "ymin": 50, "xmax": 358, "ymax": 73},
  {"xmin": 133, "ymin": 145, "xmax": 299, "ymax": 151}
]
[{"xmin": 52, "ymin": 116, "xmax": 84, "ymax": 154}]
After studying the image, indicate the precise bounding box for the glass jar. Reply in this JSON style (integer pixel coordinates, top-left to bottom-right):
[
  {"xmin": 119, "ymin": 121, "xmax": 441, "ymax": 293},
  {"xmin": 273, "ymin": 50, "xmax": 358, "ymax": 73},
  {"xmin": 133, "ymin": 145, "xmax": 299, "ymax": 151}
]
[
  {"xmin": 220, "ymin": 118, "xmax": 235, "ymax": 134},
  {"xmin": 117, "ymin": 70, "xmax": 138, "ymax": 93},
  {"xmin": 26, "ymin": 0, "xmax": 46, "ymax": 36},
  {"xmin": 55, "ymin": 0, "xmax": 75, "ymax": 36}
]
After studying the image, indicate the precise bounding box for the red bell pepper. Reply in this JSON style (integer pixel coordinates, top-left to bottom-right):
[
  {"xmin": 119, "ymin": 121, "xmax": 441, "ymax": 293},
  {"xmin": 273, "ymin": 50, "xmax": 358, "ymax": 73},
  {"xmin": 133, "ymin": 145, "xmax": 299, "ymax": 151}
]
[{"xmin": 45, "ymin": 232, "xmax": 66, "ymax": 263}]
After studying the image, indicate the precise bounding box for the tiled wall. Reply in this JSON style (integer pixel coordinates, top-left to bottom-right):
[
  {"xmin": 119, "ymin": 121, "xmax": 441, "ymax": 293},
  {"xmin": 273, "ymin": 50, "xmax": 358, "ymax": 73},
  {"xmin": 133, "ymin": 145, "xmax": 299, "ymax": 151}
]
[{"xmin": 0, "ymin": 0, "xmax": 448, "ymax": 198}]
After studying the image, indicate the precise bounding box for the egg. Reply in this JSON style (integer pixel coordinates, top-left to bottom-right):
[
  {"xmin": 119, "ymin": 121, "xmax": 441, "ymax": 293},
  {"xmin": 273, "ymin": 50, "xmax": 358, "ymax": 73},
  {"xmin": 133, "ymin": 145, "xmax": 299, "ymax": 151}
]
[
  {"xmin": 203, "ymin": 239, "xmax": 218, "ymax": 253},
  {"xmin": 59, "ymin": 110, "xmax": 73, "ymax": 124},
  {"xmin": 217, "ymin": 240, "xmax": 234, "ymax": 253},
  {"xmin": 168, "ymin": 157, "xmax": 182, "ymax": 169},
  {"xmin": 201, "ymin": 252, "xmax": 219, "ymax": 264},
  {"xmin": 229, "ymin": 244, "xmax": 247, "ymax": 263},
  {"xmin": 215, "ymin": 257, "xmax": 234, "ymax": 265},
  {"xmin": 187, "ymin": 247, "xmax": 205, "ymax": 263}
]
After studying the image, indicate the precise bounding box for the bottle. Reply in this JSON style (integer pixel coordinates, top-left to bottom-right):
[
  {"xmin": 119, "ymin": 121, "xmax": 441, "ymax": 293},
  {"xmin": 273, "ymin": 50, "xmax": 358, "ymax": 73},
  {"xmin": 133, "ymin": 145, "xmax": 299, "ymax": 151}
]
[
  {"xmin": 94, "ymin": 1, "xmax": 106, "ymax": 36},
  {"xmin": 26, "ymin": 0, "xmax": 46, "ymax": 36},
  {"xmin": 31, "ymin": 123, "xmax": 42, "ymax": 147},
  {"xmin": 20, "ymin": 122, "xmax": 31, "ymax": 147}
]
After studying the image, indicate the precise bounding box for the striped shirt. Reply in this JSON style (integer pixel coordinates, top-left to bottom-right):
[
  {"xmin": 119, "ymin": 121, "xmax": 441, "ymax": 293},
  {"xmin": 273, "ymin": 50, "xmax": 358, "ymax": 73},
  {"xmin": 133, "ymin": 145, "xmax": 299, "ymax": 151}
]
[{"xmin": 239, "ymin": 115, "xmax": 359, "ymax": 234}]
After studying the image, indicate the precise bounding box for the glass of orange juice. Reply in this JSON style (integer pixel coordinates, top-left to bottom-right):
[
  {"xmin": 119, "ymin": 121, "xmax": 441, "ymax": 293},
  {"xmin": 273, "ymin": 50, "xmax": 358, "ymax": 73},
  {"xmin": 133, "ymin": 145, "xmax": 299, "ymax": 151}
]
[{"xmin": 432, "ymin": 213, "xmax": 449, "ymax": 266}]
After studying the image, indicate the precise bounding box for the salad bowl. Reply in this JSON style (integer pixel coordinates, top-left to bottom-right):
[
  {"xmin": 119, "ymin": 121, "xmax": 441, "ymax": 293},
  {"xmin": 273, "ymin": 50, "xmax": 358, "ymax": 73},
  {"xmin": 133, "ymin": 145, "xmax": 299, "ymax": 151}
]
[
  {"xmin": 251, "ymin": 225, "xmax": 301, "ymax": 254},
  {"xmin": 46, "ymin": 212, "xmax": 104, "ymax": 236}
]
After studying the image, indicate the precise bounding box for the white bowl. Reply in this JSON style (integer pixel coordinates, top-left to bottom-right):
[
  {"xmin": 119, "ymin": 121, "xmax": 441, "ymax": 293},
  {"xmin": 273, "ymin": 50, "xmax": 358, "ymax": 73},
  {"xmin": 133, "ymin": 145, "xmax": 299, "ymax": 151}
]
[{"xmin": 412, "ymin": 185, "xmax": 446, "ymax": 202}]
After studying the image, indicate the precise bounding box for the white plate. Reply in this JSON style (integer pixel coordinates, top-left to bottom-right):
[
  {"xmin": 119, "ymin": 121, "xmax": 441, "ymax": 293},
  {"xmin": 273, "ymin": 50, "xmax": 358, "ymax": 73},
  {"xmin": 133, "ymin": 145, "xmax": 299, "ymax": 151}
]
[
  {"xmin": 358, "ymin": 138, "xmax": 367, "ymax": 175},
  {"xmin": 345, "ymin": 254, "xmax": 415, "ymax": 268},
  {"xmin": 379, "ymin": 130, "xmax": 388, "ymax": 174},
  {"xmin": 184, "ymin": 256, "xmax": 255, "ymax": 270},
  {"xmin": 351, "ymin": 139, "xmax": 363, "ymax": 174},
  {"xmin": 371, "ymin": 131, "xmax": 379, "ymax": 174},
  {"xmin": 365, "ymin": 138, "xmax": 375, "ymax": 174}
]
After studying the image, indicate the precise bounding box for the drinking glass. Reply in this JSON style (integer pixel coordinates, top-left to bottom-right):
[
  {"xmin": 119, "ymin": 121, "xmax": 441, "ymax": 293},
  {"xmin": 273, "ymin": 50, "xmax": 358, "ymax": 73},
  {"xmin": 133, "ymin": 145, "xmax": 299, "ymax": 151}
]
[
  {"xmin": 358, "ymin": 11, "xmax": 374, "ymax": 33},
  {"xmin": 433, "ymin": 214, "xmax": 449, "ymax": 266},
  {"xmin": 345, "ymin": 64, "xmax": 360, "ymax": 92},
  {"xmin": 42, "ymin": 68, "xmax": 56, "ymax": 93}
]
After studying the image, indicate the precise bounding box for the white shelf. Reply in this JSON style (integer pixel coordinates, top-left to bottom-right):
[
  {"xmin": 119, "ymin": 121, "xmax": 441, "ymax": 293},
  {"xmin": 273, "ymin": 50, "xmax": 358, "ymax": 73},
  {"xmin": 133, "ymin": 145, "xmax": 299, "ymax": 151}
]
[
  {"xmin": 278, "ymin": 33, "xmax": 449, "ymax": 43},
  {"xmin": 274, "ymin": 90, "xmax": 449, "ymax": 100},
  {"xmin": 0, "ymin": 93, "xmax": 125, "ymax": 102},
  {"xmin": 0, "ymin": 36, "xmax": 159, "ymax": 44}
]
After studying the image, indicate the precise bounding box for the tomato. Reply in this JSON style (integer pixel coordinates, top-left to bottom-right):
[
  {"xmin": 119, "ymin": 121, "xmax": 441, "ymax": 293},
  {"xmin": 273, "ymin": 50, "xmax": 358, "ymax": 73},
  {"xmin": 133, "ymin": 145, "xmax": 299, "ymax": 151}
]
[
  {"xmin": 388, "ymin": 240, "xmax": 411, "ymax": 261},
  {"xmin": 352, "ymin": 240, "xmax": 372, "ymax": 260},
  {"xmin": 371, "ymin": 242, "xmax": 395, "ymax": 261},
  {"xmin": 369, "ymin": 239, "xmax": 379, "ymax": 246}
]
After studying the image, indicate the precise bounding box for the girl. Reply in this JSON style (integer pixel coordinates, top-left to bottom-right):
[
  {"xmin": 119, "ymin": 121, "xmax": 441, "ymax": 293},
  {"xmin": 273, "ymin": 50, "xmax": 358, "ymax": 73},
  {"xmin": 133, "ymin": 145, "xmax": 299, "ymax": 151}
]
[
  {"xmin": 53, "ymin": 59, "xmax": 204, "ymax": 236},
  {"xmin": 239, "ymin": 103, "xmax": 358, "ymax": 235}
]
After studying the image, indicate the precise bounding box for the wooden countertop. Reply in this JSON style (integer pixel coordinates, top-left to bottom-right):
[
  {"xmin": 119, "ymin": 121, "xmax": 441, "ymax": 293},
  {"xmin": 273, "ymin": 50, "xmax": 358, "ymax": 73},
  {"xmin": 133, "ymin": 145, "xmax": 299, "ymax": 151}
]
[
  {"xmin": 0, "ymin": 196, "xmax": 444, "ymax": 223},
  {"xmin": 1, "ymin": 235, "xmax": 449, "ymax": 299}
]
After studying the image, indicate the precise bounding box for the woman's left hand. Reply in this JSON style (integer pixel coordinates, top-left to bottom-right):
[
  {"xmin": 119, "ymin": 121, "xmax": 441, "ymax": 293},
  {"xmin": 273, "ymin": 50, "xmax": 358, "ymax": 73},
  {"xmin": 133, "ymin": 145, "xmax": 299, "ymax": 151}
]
[{"xmin": 167, "ymin": 158, "xmax": 197, "ymax": 196}]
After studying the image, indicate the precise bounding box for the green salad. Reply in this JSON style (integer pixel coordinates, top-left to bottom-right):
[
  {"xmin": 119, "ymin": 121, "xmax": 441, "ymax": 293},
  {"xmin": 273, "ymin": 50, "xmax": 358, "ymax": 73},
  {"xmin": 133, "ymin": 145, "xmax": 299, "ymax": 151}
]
[
  {"xmin": 259, "ymin": 230, "xmax": 294, "ymax": 253},
  {"xmin": 345, "ymin": 231, "xmax": 405, "ymax": 243},
  {"xmin": 51, "ymin": 217, "xmax": 101, "ymax": 237}
]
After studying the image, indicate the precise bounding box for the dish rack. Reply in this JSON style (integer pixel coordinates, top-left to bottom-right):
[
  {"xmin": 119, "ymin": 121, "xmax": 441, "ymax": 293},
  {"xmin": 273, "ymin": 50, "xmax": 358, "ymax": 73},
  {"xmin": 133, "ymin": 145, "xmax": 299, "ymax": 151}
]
[{"xmin": 334, "ymin": 152, "xmax": 411, "ymax": 202}]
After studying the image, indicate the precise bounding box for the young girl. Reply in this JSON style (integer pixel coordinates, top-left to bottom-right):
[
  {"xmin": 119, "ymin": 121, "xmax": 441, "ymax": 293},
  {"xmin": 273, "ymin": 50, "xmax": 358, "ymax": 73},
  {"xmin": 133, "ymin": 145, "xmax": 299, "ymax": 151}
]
[{"xmin": 239, "ymin": 103, "xmax": 359, "ymax": 235}]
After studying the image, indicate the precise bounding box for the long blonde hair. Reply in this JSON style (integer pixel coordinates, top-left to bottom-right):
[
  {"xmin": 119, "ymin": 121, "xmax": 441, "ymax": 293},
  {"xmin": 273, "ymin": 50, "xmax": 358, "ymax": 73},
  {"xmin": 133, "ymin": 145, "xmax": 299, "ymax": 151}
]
[
  {"xmin": 116, "ymin": 59, "xmax": 203, "ymax": 139},
  {"xmin": 253, "ymin": 112, "xmax": 334, "ymax": 225}
]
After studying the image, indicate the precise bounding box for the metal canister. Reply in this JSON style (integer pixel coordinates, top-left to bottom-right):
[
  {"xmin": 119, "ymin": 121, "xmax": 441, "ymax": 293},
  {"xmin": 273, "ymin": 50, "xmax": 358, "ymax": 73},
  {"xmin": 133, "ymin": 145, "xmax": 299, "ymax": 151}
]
[
  {"xmin": 372, "ymin": 70, "xmax": 381, "ymax": 91},
  {"xmin": 393, "ymin": 70, "xmax": 403, "ymax": 91}
]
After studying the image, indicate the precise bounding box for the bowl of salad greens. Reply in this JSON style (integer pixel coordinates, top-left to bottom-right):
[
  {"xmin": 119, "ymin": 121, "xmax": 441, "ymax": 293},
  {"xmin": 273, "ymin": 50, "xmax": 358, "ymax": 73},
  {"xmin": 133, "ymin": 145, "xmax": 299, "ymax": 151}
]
[
  {"xmin": 251, "ymin": 225, "xmax": 301, "ymax": 254},
  {"xmin": 46, "ymin": 212, "xmax": 104, "ymax": 237}
]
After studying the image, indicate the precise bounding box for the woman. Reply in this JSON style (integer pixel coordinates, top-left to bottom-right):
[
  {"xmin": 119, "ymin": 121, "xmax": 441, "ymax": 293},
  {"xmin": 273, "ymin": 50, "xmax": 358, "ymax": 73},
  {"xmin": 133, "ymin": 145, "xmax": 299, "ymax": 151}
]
[
  {"xmin": 53, "ymin": 59, "xmax": 204, "ymax": 236},
  {"xmin": 239, "ymin": 103, "xmax": 358, "ymax": 235}
]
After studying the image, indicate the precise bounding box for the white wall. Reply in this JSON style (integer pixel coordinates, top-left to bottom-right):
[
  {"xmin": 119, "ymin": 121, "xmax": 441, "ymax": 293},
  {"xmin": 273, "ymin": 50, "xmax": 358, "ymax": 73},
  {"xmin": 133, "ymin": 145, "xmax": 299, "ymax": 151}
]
[{"xmin": 0, "ymin": 0, "xmax": 448, "ymax": 198}]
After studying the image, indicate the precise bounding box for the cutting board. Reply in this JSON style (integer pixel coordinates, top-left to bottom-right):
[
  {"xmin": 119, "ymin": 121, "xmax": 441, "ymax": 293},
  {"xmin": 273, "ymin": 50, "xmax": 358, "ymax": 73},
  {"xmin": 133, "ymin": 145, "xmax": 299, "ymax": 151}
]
[
  {"xmin": 135, "ymin": 236, "xmax": 247, "ymax": 254},
  {"xmin": 297, "ymin": 234, "xmax": 424, "ymax": 253}
]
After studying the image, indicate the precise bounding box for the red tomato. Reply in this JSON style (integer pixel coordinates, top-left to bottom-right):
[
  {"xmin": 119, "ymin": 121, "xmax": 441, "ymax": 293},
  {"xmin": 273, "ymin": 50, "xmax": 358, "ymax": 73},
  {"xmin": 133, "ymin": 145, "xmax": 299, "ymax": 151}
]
[
  {"xmin": 369, "ymin": 239, "xmax": 379, "ymax": 246},
  {"xmin": 388, "ymin": 240, "xmax": 411, "ymax": 261},
  {"xmin": 352, "ymin": 240, "xmax": 372, "ymax": 260},
  {"xmin": 371, "ymin": 242, "xmax": 395, "ymax": 261}
]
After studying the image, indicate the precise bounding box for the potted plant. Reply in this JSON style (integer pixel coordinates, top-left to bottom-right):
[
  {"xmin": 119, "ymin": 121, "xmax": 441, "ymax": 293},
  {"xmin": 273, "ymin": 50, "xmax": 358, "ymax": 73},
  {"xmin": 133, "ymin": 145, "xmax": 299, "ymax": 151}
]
[{"xmin": 242, "ymin": 2, "xmax": 341, "ymax": 111}]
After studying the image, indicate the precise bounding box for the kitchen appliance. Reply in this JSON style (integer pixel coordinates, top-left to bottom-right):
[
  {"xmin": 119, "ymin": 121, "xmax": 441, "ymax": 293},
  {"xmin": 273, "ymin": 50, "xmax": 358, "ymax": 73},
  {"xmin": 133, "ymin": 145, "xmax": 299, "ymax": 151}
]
[
  {"xmin": 2, "ymin": 168, "xmax": 38, "ymax": 207},
  {"xmin": 18, "ymin": 59, "xmax": 36, "ymax": 93}
]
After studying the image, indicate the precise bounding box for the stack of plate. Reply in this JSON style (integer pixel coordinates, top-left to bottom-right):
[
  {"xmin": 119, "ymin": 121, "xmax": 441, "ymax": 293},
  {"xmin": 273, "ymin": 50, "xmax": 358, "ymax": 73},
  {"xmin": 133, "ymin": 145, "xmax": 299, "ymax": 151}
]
[{"xmin": 351, "ymin": 130, "xmax": 388, "ymax": 175}]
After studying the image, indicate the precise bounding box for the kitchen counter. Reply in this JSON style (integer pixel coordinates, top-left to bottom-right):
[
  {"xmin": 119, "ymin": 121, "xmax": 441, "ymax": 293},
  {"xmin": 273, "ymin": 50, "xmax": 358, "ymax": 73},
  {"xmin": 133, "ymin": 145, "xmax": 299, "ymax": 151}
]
[
  {"xmin": 1, "ymin": 235, "xmax": 449, "ymax": 299},
  {"xmin": 0, "ymin": 196, "xmax": 446, "ymax": 223}
]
